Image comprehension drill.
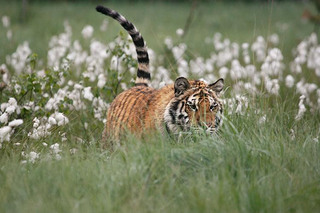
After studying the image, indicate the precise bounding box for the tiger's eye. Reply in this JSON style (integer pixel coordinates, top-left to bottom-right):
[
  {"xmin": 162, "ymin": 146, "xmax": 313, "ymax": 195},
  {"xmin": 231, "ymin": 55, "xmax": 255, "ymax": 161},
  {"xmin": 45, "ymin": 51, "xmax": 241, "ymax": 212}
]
[
  {"xmin": 210, "ymin": 103, "xmax": 218, "ymax": 111},
  {"xmin": 187, "ymin": 101, "xmax": 197, "ymax": 111}
]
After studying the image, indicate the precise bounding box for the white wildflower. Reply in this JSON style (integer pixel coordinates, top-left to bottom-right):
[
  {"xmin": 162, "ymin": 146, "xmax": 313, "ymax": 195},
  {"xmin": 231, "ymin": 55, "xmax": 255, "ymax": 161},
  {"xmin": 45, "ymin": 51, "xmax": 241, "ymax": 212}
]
[
  {"xmin": 159, "ymin": 81, "xmax": 167, "ymax": 88},
  {"xmin": 50, "ymin": 143, "xmax": 62, "ymax": 154},
  {"xmin": 70, "ymin": 148, "xmax": 77, "ymax": 154},
  {"xmin": 6, "ymin": 42, "xmax": 32, "ymax": 74},
  {"xmin": 316, "ymin": 68, "xmax": 320, "ymax": 77},
  {"xmin": 176, "ymin": 28, "xmax": 184, "ymax": 37},
  {"xmin": 50, "ymin": 143, "xmax": 62, "ymax": 160},
  {"xmin": 14, "ymin": 84, "xmax": 22, "ymax": 94},
  {"xmin": 47, "ymin": 24, "xmax": 72, "ymax": 67},
  {"xmin": 8, "ymin": 119, "xmax": 23, "ymax": 127},
  {"xmin": 97, "ymin": 74, "xmax": 106, "ymax": 88},
  {"xmin": 177, "ymin": 59, "xmax": 189, "ymax": 77},
  {"xmin": 290, "ymin": 129, "xmax": 295, "ymax": 140},
  {"xmin": 172, "ymin": 43, "xmax": 187, "ymax": 60},
  {"xmin": 265, "ymin": 79, "xmax": 280, "ymax": 95},
  {"xmin": 295, "ymin": 95, "xmax": 306, "ymax": 120},
  {"xmin": 259, "ymin": 115, "xmax": 267, "ymax": 124},
  {"xmin": 81, "ymin": 25, "xmax": 94, "ymax": 39},
  {"xmin": 110, "ymin": 55, "xmax": 119, "ymax": 70},
  {"xmin": 276, "ymin": 22, "xmax": 289, "ymax": 32},
  {"xmin": 243, "ymin": 54, "xmax": 250, "ymax": 64},
  {"xmin": 33, "ymin": 117, "xmax": 40, "ymax": 128},
  {"xmin": 251, "ymin": 36, "xmax": 266, "ymax": 62},
  {"xmin": 92, "ymin": 97, "xmax": 109, "ymax": 122},
  {"xmin": 100, "ymin": 19, "xmax": 109, "ymax": 31},
  {"xmin": 61, "ymin": 132, "xmax": 67, "ymax": 142},
  {"xmin": 230, "ymin": 60, "xmax": 244, "ymax": 80},
  {"xmin": 164, "ymin": 37, "xmax": 173, "ymax": 49},
  {"xmin": 120, "ymin": 83, "xmax": 128, "ymax": 90},
  {"xmin": 26, "ymin": 151, "xmax": 40, "ymax": 163},
  {"xmin": 285, "ymin": 75, "xmax": 295, "ymax": 88},
  {"xmin": 51, "ymin": 112, "xmax": 69, "ymax": 126},
  {"xmin": 0, "ymin": 126, "xmax": 12, "ymax": 142},
  {"xmin": 74, "ymin": 83, "xmax": 83, "ymax": 90},
  {"xmin": 307, "ymin": 83, "xmax": 317, "ymax": 93},
  {"xmin": 218, "ymin": 67, "xmax": 228, "ymax": 79},
  {"xmin": 48, "ymin": 117, "xmax": 57, "ymax": 126},
  {"xmin": 0, "ymin": 112, "xmax": 8, "ymax": 124},
  {"xmin": 308, "ymin": 33, "xmax": 318, "ymax": 45},
  {"xmin": 6, "ymin": 30, "xmax": 12, "ymax": 40},
  {"xmin": 2, "ymin": 16, "xmax": 10, "ymax": 28},
  {"xmin": 83, "ymin": 87, "xmax": 94, "ymax": 101},
  {"xmin": 5, "ymin": 105, "xmax": 16, "ymax": 114},
  {"xmin": 3, "ymin": 98, "xmax": 18, "ymax": 115},
  {"xmin": 317, "ymin": 89, "xmax": 320, "ymax": 109},
  {"xmin": 242, "ymin": 43, "xmax": 249, "ymax": 49},
  {"xmin": 268, "ymin": 33, "xmax": 279, "ymax": 45}
]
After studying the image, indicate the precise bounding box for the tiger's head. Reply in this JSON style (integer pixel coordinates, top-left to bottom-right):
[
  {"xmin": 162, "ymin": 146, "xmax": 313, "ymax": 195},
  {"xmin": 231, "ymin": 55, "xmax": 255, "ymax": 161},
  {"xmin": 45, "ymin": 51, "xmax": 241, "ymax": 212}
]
[{"xmin": 164, "ymin": 77, "xmax": 224, "ymax": 134}]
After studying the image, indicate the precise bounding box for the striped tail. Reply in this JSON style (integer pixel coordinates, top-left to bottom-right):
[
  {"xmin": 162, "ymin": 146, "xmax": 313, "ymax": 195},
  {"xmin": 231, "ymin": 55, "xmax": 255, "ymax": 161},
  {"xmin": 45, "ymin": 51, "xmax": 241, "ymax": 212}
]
[{"xmin": 96, "ymin": 5, "xmax": 150, "ymax": 86}]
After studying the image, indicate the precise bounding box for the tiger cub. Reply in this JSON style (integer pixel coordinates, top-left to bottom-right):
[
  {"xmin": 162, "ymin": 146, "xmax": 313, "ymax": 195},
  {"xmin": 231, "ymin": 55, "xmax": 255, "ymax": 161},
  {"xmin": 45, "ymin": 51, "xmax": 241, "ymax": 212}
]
[{"xmin": 96, "ymin": 5, "xmax": 224, "ymax": 144}]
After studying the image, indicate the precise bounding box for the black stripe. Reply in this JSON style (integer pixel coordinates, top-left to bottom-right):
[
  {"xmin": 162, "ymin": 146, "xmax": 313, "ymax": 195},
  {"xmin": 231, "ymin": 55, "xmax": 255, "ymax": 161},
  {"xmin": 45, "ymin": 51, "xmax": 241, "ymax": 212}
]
[
  {"xmin": 171, "ymin": 100, "xmax": 179, "ymax": 112},
  {"xmin": 137, "ymin": 69, "xmax": 151, "ymax": 79},
  {"xmin": 96, "ymin": 5, "xmax": 113, "ymax": 15},
  {"xmin": 178, "ymin": 114, "xmax": 184, "ymax": 119},
  {"xmin": 138, "ymin": 56, "xmax": 149, "ymax": 64},
  {"xmin": 130, "ymin": 31, "xmax": 140, "ymax": 38},
  {"xmin": 135, "ymin": 83, "xmax": 148, "ymax": 87},
  {"xmin": 112, "ymin": 12, "xmax": 120, "ymax": 20},
  {"xmin": 137, "ymin": 52, "xmax": 148, "ymax": 57},
  {"xmin": 121, "ymin": 22, "xmax": 135, "ymax": 31},
  {"xmin": 169, "ymin": 109, "xmax": 176, "ymax": 124},
  {"xmin": 136, "ymin": 50, "xmax": 147, "ymax": 55},
  {"xmin": 165, "ymin": 123, "xmax": 171, "ymax": 133},
  {"xmin": 179, "ymin": 101, "xmax": 185, "ymax": 113},
  {"xmin": 132, "ymin": 36, "xmax": 145, "ymax": 47}
]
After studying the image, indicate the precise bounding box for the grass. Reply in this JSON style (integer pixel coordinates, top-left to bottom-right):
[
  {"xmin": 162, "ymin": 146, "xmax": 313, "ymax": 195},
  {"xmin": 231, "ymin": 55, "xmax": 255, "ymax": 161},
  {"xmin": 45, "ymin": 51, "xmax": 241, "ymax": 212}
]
[
  {"xmin": 1, "ymin": 103, "xmax": 319, "ymax": 213},
  {"xmin": 1, "ymin": 1, "xmax": 320, "ymax": 213}
]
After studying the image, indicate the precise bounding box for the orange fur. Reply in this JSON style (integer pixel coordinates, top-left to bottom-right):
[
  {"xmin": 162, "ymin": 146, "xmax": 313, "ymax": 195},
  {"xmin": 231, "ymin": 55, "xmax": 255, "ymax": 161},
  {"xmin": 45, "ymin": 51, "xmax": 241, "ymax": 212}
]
[{"xmin": 103, "ymin": 80, "xmax": 224, "ymax": 145}]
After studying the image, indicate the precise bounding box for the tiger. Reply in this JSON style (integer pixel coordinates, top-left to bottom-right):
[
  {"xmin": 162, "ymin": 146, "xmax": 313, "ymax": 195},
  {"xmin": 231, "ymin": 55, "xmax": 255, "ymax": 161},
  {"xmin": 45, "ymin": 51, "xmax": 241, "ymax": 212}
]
[{"xmin": 96, "ymin": 5, "xmax": 224, "ymax": 145}]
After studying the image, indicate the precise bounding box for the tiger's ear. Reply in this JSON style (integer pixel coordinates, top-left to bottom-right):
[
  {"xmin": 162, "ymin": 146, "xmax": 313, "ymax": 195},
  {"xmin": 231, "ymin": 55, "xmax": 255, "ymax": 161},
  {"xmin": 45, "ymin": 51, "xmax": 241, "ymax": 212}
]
[
  {"xmin": 174, "ymin": 77, "xmax": 190, "ymax": 97},
  {"xmin": 209, "ymin": 78, "xmax": 224, "ymax": 94}
]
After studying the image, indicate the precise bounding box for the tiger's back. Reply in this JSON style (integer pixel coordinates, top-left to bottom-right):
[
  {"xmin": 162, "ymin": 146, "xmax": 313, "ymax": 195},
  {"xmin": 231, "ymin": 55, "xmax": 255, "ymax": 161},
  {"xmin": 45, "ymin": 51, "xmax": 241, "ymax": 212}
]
[
  {"xmin": 104, "ymin": 84, "xmax": 175, "ymax": 140},
  {"xmin": 104, "ymin": 86, "xmax": 155, "ymax": 139}
]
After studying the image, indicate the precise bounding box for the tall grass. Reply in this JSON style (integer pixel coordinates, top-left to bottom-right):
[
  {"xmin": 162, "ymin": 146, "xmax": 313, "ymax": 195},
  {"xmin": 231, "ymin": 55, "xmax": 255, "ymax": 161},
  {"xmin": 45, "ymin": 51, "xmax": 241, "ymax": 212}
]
[{"xmin": 1, "ymin": 98, "xmax": 319, "ymax": 213}]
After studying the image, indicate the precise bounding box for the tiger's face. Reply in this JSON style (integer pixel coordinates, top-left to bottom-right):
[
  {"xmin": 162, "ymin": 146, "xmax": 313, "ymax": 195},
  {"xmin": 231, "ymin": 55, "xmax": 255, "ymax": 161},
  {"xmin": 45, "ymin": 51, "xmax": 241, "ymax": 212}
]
[{"xmin": 164, "ymin": 77, "xmax": 224, "ymax": 134}]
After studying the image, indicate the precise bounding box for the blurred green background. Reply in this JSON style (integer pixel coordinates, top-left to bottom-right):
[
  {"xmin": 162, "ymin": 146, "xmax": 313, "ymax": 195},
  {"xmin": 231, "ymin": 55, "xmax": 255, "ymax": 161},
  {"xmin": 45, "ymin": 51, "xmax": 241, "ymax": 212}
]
[{"xmin": 0, "ymin": 0, "xmax": 316, "ymax": 65}]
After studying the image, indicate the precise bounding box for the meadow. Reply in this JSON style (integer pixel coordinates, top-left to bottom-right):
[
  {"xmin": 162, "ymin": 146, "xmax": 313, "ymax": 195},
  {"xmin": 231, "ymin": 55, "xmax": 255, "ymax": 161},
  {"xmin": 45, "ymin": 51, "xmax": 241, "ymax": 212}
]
[{"xmin": 1, "ymin": 1, "xmax": 320, "ymax": 212}]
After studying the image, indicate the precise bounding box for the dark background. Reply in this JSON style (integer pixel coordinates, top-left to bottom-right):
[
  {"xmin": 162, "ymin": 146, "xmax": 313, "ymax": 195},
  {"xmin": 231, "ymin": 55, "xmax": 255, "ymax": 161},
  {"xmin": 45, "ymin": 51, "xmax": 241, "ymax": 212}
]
[{"xmin": 6, "ymin": 0, "xmax": 308, "ymax": 2}]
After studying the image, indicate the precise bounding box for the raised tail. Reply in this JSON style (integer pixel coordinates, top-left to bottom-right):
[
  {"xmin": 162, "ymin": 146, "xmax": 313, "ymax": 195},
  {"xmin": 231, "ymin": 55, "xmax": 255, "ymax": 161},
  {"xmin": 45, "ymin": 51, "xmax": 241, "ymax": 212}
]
[{"xmin": 96, "ymin": 5, "xmax": 150, "ymax": 86}]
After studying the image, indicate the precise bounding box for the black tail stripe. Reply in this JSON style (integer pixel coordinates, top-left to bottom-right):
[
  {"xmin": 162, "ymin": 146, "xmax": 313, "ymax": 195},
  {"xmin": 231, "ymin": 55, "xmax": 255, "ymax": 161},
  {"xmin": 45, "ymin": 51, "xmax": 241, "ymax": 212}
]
[
  {"xmin": 138, "ymin": 57, "xmax": 149, "ymax": 64},
  {"xmin": 137, "ymin": 69, "xmax": 151, "ymax": 79},
  {"xmin": 121, "ymin": 22, "xmax": 135, "ymax": 31},
  {"xmin": 96, "ymin": 6, "xmax": 114, "ymax": 17},
  {"xmin": 136, "ymin": 50, "xmax": 147, "ymax": 55},
  {"xmin": 133, "ymin": 37, "xmax": 145, "ymax": 47}
]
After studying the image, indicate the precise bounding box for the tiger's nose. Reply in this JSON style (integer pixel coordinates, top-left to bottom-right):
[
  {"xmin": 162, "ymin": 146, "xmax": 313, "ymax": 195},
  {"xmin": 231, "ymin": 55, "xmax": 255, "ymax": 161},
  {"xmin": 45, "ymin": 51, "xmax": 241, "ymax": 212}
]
[{"xmin": 206, "ymin": 122, "xmax": 213, "ymax": 128}]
